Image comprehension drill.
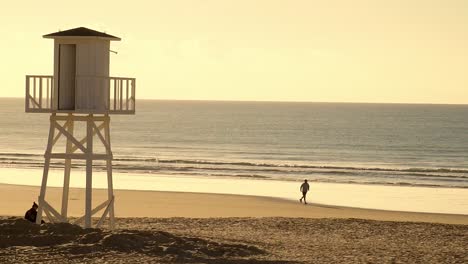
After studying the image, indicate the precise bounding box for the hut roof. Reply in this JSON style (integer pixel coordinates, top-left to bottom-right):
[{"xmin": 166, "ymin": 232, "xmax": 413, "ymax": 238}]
[{"xmin": 43, "ymin": 27, "xmax": 120, "ymax": 41}]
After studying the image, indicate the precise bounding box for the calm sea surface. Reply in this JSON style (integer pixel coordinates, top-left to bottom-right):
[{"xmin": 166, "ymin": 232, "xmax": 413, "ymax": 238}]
[{"xmin": 1, "ymin": 98, "xmax": 467, "ymax": 188}]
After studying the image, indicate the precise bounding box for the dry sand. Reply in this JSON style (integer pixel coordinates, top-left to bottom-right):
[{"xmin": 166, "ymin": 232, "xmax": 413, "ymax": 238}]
[
  {"xmin": 1, "ymin": 217, "xmax": 467, "ymax": 263},
  {"xmin": 1, "ymin": 184, "xmax": 467, "ymax": 263}
]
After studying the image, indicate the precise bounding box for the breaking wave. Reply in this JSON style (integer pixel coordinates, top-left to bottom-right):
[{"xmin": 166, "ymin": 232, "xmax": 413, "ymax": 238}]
[{"xmin": 0, "ymin": 152, "xmax": 467, "ymax": 189}]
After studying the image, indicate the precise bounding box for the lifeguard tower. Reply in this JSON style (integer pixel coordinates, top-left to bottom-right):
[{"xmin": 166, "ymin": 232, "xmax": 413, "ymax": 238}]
[{"xmin": 25, "ymin": 27, "xmax": 135, "ymax": 228}]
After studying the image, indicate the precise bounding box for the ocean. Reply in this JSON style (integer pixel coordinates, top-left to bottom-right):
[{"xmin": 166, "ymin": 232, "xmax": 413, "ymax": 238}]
[{"xmin": 1, "ymin": 98, "xmax": 467, "ymax": 190}]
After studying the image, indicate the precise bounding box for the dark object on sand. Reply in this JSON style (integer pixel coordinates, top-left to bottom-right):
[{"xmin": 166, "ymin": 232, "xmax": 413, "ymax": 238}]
[{"xmin": 24, "ymin": 202, "xmax": 44, "ymax": 224}]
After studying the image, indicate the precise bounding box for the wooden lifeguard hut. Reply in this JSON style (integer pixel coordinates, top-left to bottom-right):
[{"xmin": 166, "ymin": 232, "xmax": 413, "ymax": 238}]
[{"xmin": 25, "ymin": 27, "xmax": 136, "ymax": 229}]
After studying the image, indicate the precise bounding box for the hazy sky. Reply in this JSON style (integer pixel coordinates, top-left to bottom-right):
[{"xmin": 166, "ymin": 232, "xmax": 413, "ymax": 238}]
[{"xmin": 1, "ymin": 0, "xmax": 467, "ymax": 103}]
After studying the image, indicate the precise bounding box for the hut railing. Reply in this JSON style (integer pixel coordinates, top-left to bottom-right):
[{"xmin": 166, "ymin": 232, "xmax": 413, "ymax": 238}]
[
  {"xmin": 25, "ymin": 75, "xmax": 136, "ymax": 114},
  {"xmin": 108, "ymin": 77, "xmax": 136, "ymax": 114},
  {"xmin": 25, "ymin": 75, "xmax": 54, "ymax": 113}
]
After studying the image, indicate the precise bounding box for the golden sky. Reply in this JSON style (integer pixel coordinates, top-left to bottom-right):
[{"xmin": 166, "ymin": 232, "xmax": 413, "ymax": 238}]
[{"xmin": 1, "ymin": 0, "xmax": 467, "ymax": 103}]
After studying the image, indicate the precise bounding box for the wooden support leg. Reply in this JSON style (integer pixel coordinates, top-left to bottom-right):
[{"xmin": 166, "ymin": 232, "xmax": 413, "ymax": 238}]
[
  {"xmin": 37, "ymin": 158, "xmax": 50, "ymax": 224},
  {"xmin": 85, "ymin": 115, "xmax": 94, "ymax": 228},
  {"xmin": 61, "ymin": 115, "xmax": 74, "ymax": 221},
  {"xmin": 104, "ymin": 115, "xmax": 115, "ymax": 229},
  {"xmin": 37, "ymin": 114, "xmax": 56, "ymax": 224}
]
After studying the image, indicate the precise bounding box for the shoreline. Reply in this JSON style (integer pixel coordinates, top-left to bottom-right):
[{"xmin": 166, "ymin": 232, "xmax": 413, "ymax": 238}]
[
  {"xmin": 1, "ymin": 167, "xmax": 468, "ymax": 215},
  {"xmin": 4, "ymin": 165, "xmax": 468, "ymax": 190},
  {"xmin": 2, "ymin": 183, "xmax": 467, "ymax": 225}
]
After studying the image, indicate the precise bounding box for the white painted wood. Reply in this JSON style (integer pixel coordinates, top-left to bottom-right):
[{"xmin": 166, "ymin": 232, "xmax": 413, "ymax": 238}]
[
  {"xmin": 25, "ymin": 77, "xmax": 29, "ymax": 112},
  {"xmin": 53, "ymin": 121, "xmax": 87, "ymax": 153},
  {"xmin": 48, "ymin": 153, "xmax": 111, "ymax": 160},
  {"xmin": 33, "ymin": 77, "xmax": 36, "ymax": 107},
  {"xmin": 25, "ymin": 76, "xmax": 54, "ymax": 113},
  {"xmin": 96, "ymin": 196, "xmax": 113, "ymax": 228},
  {"xmin": 53, "ymin": 43, "xmax": 59, "ymax": 110},
  {"xmin": 26, "ymin": 75, "xmax": 135, "ymax": 115},
  {"xmin": 52, "ymin": 120, "xmax": 69, "ymax": 147},
  {"xmin": 51, "ymin": 132, "xmax": 62, "ymax": 147},
  {"xmin": 74, "ymin": 39, "xmax": 110, "ymax": 111},
  {"xmin": 55, "ymin": 115, "xmax": 107, "ymax": 121},
  {"xmin": 85, "ymin": 115, "xmax": 93, "ymax": 228},
  {"xmin": 132, "ymin": 79, "xmax": 136, "ymax": 111},
  {"xmin": 36, "ymin": 114, "xmax": 56, "ymax": 224},
  {"xmin": 24, "ymin": 29, "xmax": 134, "ymax": 232},
  {"xmin": 73, "ymin": 198, "xmax": 110, "ymax": 226},
  {"xmin": 28, "ymin": 95, "xmax": 41, "ymax": 108},
  {"xmin": 70, "ymin": 122, "xmax": 105, "ymax": 153},
  {"xmin": 42, "ymin": 199, "xmax": 66, "ymax": 222},
  {"xmin": 32, "ymin": 111, "xmax": 117, "ymax": 228},
  {"xmin": 46, "ymin": 78, "xmax": 49, "ymax": 108},
  {"xmin": 92, "ymin": 122, "xmax": 110, "ymax": 154},
  {"xmin": 61, "ymin": 115, "xmax": 74, "ymax": 221},
  {"xmin": 125, "ymin": 79, "xmax": 129, "ymax": 110},
  {"xmin": 39, "ymin": 78, "xmax": 43, "ymax": 107},
  {"xmin": 104, "ymin": 116, "xmax": 115, "ymax": 228},
  {"xmin": 43, "ymin": 206, "xmax": 55, "ymax": 223},
  {"xmin": 51, "ymin": 37, "xmax": 110, "ymax": 112}
]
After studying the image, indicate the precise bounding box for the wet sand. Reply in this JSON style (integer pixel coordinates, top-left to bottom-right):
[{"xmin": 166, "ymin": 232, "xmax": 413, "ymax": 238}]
[{"xmin": 1, "ymin": 184, "xmax": 467, "ymax": 225}]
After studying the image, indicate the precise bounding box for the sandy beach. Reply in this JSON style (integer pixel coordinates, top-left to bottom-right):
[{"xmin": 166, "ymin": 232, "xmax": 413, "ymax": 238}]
[
  {"xmin": 1, "ymin": 183, "xmax": 467, "ymax": 263},
  {"xmin": 2, "ymin": 183, "xmax": 468, "ymax": 224},
  {"xmin": 3, "ymin": 0, "xmax": 468, "ymax": 262}
]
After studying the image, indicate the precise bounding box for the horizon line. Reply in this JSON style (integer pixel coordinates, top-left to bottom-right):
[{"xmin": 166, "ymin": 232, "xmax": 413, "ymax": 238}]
[{"xmin": 1, "ymin": 96, "xmax": 466, "ymax": 106}]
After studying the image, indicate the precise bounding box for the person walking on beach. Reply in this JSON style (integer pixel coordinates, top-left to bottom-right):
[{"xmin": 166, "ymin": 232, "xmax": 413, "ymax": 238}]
[{"xmin": 299, "ymin": 179, "xmax": 310, "ymax": 204}]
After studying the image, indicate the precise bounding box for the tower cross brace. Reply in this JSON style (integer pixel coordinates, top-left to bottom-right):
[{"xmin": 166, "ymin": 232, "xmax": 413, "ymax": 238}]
[{"xmin": 36, "ymin": 113, "xmax": 115, "ymax": 229}]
